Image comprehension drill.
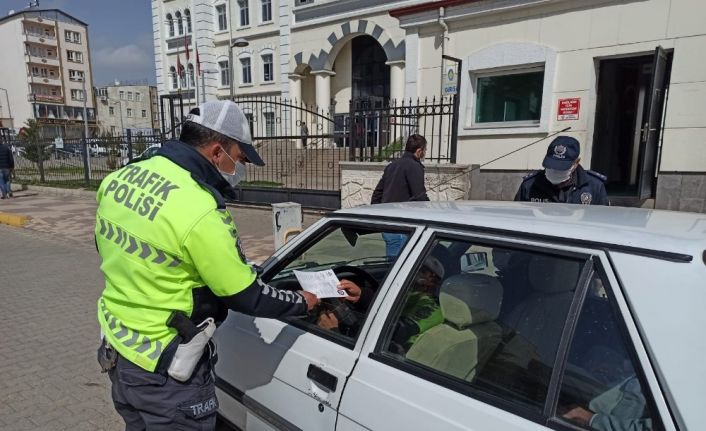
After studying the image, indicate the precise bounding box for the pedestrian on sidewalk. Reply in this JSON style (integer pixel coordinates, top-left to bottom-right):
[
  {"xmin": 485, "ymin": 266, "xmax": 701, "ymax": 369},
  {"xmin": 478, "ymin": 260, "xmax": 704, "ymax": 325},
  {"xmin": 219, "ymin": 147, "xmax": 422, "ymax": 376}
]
[
  {"xmin": 0, "ymin": 140, "xmax": 14, "ymax": 199},
  {"xmin": 371, "ymin": 134, "xmax": 429, "ymax": 256},
  {"xmin": 94, "ymin": 100, "xmax": 319, "ymax": 430}
]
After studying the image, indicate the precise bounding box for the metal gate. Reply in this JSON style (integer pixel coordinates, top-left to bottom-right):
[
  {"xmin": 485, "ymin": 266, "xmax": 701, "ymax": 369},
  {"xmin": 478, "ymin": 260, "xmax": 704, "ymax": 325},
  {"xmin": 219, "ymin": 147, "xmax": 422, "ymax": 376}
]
[{"xmin": 230, "ymin": 95, "xmax": 458, "ymax": 210}]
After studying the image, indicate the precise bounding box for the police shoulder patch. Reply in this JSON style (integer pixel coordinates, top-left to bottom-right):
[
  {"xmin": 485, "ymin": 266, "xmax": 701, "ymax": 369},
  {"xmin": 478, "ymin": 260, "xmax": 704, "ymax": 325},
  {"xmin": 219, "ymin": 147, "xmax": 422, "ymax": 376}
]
[
  {"xmin": 522, "ymin": 170, "xmax": 541, "ymax": 181},
  {"xmin": 586, "ymin": 170, "xmax": 607, "ymax": 182}
]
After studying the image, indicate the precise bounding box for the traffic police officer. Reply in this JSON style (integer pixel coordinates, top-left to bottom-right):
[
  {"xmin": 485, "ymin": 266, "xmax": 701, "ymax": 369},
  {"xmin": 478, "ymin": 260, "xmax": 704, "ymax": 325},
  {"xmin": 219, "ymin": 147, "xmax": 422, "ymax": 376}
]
[
  {"xmin": 515, "ymin": 136, "xmax": 609, "ymax": 205},
  {"xmin": 95, "ymin": 100, "xmax": 318, "ymax": 430}
]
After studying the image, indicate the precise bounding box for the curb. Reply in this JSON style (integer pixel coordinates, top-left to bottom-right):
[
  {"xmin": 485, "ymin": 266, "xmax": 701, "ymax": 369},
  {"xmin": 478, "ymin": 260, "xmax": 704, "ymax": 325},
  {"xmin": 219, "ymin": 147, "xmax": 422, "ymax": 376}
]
[
  {"xmin": 0, "ymin": 212, "xmax": 31, "ymax": 227},
  {"xmin": 17, "ymin": 184, "xmax": 97, "ymax": 199}
]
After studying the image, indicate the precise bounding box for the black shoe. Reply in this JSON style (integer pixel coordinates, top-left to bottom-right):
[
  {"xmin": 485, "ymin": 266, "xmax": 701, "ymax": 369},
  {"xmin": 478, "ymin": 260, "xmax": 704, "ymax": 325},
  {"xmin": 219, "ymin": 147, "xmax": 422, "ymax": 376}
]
[{"xmin": 8, "ymin": 193, "xmax": 13, "ymax": 198}]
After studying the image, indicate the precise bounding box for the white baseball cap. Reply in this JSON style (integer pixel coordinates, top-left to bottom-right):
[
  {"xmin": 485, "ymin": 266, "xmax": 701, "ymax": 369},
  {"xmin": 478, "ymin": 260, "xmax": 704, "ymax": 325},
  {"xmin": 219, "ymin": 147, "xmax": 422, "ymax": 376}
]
[{"xmin": 185, "ymin": 100, "xmax": 265, "ymax": 166}]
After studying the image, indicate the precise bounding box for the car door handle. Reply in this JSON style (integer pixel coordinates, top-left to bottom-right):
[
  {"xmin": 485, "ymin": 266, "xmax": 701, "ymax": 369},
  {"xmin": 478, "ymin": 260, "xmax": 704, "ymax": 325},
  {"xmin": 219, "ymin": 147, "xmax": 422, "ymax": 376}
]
[{"xmin": 307, "ymin": 364, "xmax": 337, "ymax": 392}]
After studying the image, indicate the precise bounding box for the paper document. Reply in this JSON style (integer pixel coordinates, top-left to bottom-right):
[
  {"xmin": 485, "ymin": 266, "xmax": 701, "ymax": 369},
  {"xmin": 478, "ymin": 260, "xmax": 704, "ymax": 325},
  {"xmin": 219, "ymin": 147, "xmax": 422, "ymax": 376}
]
[{"xmin": 294, "ymin": 270, "xmax": 347, "ymax": 299}]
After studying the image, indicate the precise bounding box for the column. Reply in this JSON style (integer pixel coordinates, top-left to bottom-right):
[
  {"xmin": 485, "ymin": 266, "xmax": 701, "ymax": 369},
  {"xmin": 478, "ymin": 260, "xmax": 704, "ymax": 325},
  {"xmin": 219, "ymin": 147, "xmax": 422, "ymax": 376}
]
[
  {"xmin": 312, "ymin": 70, "xmax": 335, "ymax": 114},
  {"xmin": 289, "ymin": 74, "xmax": 303, "ymax": 148},
  {"xmin": 312, "ymin": 70, "xmax": 335, "ymax": 148},
  {"xmin": 387, "ymin": 61, "xmax": 406, "ymax": 104}
]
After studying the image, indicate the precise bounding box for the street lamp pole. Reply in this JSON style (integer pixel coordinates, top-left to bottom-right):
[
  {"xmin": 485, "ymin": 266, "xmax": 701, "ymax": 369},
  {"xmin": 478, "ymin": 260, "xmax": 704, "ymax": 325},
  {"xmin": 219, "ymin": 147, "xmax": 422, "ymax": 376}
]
[
  {"xmin": 81, "ymin": 77, "xmax": 91, "ymax": 178},
  {"xmin": 0, "ymin": 87, "xmax": 14, "ymax": 131},
  {"xmin": 230, "ymin": 38, "xmax": 249, "ymax": 100}
]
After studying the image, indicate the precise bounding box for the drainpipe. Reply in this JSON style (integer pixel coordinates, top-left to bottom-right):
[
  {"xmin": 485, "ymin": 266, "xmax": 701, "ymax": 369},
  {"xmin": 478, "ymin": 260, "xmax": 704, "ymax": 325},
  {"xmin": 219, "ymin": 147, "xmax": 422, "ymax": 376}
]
[{"xmin": 438, "ymin": 7, "xmax": 448, "ymax": 97}]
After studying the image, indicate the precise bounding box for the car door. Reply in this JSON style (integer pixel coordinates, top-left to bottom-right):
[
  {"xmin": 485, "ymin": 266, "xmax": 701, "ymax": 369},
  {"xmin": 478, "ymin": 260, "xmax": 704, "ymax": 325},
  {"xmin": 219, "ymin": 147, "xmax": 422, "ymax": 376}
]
[
  {"xmin": 214, "ymin": 217, "xmax": 425, "ymax": 431},
  {"xmin": 337, "ymin": 228, "xmax": 673, "ymax": 431}
]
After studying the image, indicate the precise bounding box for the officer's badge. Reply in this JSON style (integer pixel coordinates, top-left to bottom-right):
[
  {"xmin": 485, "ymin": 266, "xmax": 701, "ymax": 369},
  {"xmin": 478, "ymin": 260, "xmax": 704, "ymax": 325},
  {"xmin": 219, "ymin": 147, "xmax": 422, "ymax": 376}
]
[
  {"xmin": 554, "ymin": 145, "xmax": 567, "ymax": 157},
  {"xmin": 580, "ymin": 192, "xmax": 592, "ymax": 205}
]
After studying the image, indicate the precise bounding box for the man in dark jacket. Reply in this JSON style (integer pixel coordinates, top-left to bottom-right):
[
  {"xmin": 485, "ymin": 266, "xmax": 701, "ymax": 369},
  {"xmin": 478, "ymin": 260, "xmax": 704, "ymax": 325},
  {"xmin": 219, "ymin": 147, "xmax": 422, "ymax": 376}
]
[
  {"xmin": 515, "ymin": 136, "xmax": 609, "ymax": 205},
  {"xmin": 0, "ymin": 141, "xmax": 14, "ymax": 199},
  {"xmin": 371, "ymin": 134, "xmax": 429, "ymax": 255}
]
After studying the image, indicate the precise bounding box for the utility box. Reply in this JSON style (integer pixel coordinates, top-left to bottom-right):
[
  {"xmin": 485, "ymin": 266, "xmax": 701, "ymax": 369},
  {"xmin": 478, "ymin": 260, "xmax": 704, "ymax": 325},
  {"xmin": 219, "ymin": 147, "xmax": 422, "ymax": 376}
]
[{"xmin": 272, "ymin": 202, "xmax": 302, "ymax": 250}]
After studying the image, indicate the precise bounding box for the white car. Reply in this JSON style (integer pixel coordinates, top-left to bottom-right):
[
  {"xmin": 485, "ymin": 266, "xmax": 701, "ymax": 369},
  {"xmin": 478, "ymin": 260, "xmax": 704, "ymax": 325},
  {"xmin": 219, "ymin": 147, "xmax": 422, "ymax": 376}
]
[{"xmin": 214, "ymin": 201, "xmax": 706, "ymax": 431}]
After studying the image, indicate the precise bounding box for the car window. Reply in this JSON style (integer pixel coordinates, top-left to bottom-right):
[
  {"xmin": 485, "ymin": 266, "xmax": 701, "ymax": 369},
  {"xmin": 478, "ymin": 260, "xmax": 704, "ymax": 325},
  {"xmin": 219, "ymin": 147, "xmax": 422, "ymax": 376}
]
[
  {"xmin": 556, "ymin": 273, "xmax": 663, "ymax": 430},
  {"xmin": 379, "ymin": 237, "xmax": 585, "ymax": 414},
  {"xmin": 265, "ymin": 223, "xmax": 412, "ymax": 344}
]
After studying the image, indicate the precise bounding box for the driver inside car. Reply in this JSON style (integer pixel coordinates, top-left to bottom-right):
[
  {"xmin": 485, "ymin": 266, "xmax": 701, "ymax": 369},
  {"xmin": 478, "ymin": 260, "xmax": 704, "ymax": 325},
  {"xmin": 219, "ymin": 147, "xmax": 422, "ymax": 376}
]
[{"xmin": 317, "ymin": 256, "xmax": 446, "ymax": 348}]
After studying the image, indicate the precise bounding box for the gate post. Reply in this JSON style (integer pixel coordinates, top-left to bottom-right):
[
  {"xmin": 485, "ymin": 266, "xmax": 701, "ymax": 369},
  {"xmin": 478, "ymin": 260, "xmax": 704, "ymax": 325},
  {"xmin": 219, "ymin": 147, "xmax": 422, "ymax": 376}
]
[{"xmin": 126, "ymin": 129, "xmax": 133, "ymax": 161}]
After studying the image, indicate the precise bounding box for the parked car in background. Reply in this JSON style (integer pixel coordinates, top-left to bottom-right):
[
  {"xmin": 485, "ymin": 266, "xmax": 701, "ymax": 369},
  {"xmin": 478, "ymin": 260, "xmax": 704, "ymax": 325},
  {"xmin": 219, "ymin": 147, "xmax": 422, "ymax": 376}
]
[
  {"xmin": 119, "ymin": 144, "xmax": 160, "ymax": 167},
  {"xmin": 214, "ymin": 201, "xmax": 706, "ymax": 431}
]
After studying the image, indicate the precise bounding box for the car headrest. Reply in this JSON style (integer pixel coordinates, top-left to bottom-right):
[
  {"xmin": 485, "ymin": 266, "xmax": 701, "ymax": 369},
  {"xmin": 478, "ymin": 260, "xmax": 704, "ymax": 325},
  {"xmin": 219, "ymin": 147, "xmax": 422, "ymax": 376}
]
[
  {"xmin": 439, "ymin": 274, "xmax": 503, "ymax": 329},
  {"xmin": 528, "ymin": 255, "xmax": 581, "ymax": 294}
]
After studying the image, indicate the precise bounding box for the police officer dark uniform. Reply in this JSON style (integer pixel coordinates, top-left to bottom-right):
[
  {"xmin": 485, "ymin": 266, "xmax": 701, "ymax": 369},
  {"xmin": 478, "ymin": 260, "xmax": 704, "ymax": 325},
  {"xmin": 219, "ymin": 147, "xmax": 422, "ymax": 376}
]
[
  {"xmin": 514, "ymin": 136, "xmax": 609, "ymax": 205},
  {"xmin": 95, "ymin": 101, "xmax": 319, "ymax": 430}
]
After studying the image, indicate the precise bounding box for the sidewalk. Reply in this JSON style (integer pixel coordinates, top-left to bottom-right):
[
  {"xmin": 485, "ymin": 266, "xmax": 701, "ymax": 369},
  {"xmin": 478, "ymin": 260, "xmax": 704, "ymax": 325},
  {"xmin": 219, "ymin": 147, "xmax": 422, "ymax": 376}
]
[{"xmin": 0, "ymin": 188, "xmax": 322, "ymax": 263}]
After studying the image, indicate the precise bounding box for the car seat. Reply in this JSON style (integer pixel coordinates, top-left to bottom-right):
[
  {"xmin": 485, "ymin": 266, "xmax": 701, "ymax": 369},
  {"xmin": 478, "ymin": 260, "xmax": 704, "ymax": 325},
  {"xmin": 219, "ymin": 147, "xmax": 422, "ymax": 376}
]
[
  {"xmin": 502, "ymin": 255, "xmax": 581, "ymax": 366},
  {"xmin": 405, "ymin": 273, "xmax": 503, "ymax": 381}
]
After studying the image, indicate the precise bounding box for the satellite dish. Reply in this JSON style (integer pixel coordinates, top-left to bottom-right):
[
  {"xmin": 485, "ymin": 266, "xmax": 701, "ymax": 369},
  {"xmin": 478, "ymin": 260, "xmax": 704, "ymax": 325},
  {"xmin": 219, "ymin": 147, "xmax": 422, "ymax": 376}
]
[{"xmin": 8, "ymin": 10, "xmax": 16, "ymax": 15}]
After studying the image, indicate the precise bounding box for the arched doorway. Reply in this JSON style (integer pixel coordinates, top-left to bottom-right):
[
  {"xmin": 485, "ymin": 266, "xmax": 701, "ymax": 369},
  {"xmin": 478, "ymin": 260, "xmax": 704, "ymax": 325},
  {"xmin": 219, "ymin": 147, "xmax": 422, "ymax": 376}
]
[{"xmin": 351, "ymin": 35, "xmax": 390, "ymax": 102}]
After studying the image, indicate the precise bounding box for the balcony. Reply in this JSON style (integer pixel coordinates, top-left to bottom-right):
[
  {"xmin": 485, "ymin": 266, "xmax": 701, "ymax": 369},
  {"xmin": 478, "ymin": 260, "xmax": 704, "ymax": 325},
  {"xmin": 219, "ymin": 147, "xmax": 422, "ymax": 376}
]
[
  {"xmin": 22, "ymin": 15, "xmax": 55, "ymax": 27},
  {"xmin": 25, "ymin": 53, "xmax": 60, "ymax": 67},
  {"xmin": 25, "ymin": 32, "xmax": 57, "ymax": 46},
  {"xmin": 28, "ymin": 93, "xmax": 64, "ymax": 104},
  {"xmin": 30, "ymin": 75, "xmax": 62, "ymax": 86}
]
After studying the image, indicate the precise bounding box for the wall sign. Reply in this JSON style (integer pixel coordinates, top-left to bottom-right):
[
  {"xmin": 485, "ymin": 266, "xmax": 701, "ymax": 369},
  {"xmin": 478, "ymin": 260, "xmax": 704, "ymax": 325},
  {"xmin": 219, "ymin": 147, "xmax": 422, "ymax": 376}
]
[{"xmin": 557, "ymin": 98, "xmax": 580, "ymax": 120}]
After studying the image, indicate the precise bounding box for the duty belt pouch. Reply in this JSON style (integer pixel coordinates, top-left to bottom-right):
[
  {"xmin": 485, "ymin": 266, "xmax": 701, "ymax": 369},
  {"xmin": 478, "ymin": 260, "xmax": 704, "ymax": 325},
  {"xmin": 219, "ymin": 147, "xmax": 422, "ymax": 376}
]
[
  {"xmin": 168, "ymin": 318, "xmax": 216, "ymax": 382},
  {"xmin": 97, "ymin": 338, "xmax": 118, "ymax": 373}
]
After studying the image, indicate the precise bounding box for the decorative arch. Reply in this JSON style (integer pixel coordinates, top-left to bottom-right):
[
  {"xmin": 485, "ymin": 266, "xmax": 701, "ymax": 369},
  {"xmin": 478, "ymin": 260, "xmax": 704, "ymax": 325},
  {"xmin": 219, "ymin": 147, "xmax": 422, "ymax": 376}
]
[{"xmin": 291, "ymin": 19, "xmax": 405, "ymax": 73}]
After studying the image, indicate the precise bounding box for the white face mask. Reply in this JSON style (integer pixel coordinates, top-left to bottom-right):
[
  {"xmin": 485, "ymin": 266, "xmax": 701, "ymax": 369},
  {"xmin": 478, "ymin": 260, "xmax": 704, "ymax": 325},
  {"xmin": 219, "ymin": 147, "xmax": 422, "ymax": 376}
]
[
  {"xmin": 545, "ymin": 167, "xmax": 573, "ymax": 185},
  {"xmin": 217, "ymin": 146, "xmax": 248, "ymax": 187}
]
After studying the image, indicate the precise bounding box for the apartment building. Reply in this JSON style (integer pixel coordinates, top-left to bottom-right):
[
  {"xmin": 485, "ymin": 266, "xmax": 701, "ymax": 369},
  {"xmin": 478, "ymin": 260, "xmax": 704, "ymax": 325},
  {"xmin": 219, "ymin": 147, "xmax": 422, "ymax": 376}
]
[
  {"xmin": 95, "ymin": 82, "xmax": 160, "ymax": 136},
  {"xmin": 0, "ymin": 8, "xmax": 96, "ymax": 138},
  {"xmin": 152, "ymin": 0, "xmax": 288, "ymax": 121}
]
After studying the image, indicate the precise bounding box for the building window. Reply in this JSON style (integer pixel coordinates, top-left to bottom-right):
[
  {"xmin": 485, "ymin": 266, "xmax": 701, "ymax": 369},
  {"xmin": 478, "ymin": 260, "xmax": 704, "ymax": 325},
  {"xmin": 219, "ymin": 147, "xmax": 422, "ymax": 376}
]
[
  {"xmin": 142, "ymin": 110, "xmax": 147, "ymax": 118},
  {"xmin": 216, "ymin": 4, "xmax": 228, "ymax": 31},
  {"xmin": 98, "ymin": 87, "xmax": 108, "ymax": 97},
  {"xmin": 219, "ymin": 60, "xmax": 230, "ymax": 87},
  {"xmin": 109, "ymin": 106, "xmax": 115, "ymax": 116},
  {"xmin": 176, "ymin": 11, "xmax": 184, "ymax": 35},
  {"xmin": 169, "ymin": 67, "xmax": 177, "ymax": 90},
  {"xmin": 240, "ymin": 57, "xmax": 251, "ymax": 84},
  {"xmin": 184, "ymin": 9, "xmax": 192, "ymax": 33},
  {"xmin": 135, "ymin": 92, "xmax": 142, "ymax": 102},
  {"xmin": 70, "ymin": 89, "xmax": 85, "ymax": 101},
  {"xmin": 67, "ymin": 50, "xmax": 83, "ymax": 63},
  {"xmin": 473, "ymin": 68, "xmax": 544, "ymax": 125},
  {"xmin": 179, "ymin": 64, "xmax": 187, "ymax": 88},
  {"xmin": 64, "ymin": 30, "xmax": 80, "ymax": 43},
  {"xmin": 119, "ymin": 90, "xmax": 125, "ymax": 100},
  {"xmin": 110, "ymin": 126, "xmax": 116, "ymax": 135},
  {"xmin": 187, "ymin": 64, "xmax": 195, "ymax": 89},
  {"xmin": 264, "ymin": 111, "xmax": 275, "ymax": 137},
  {"xmin": 128, "ymin": 91, "xmax": 133, "ymax": 101},
  {"xmin": 239, "ymin": 0, "xmax": 249, "ymax": 26},
  {"xmin": 262, "ymin": 54, "xmax": 273, "ymax": 82},
  {"xmin": 127, "ymin": 108, "xmax": 133, "ymax": 118},
  {"xmin": 68, "ymin": 70, "xmax": 85, "ymax": 81},
  {"xmin": 166, "ymin": 13, "xmax": 174, "ymax": 38},
  {"xmin": 261, "ymin": 0, "xmax": 272, "ymax": 22}
]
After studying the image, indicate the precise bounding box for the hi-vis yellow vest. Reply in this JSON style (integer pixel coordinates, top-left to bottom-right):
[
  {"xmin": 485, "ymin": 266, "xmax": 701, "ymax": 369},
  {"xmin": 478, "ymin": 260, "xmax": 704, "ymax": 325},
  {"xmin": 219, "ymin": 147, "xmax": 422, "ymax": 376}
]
[{"xmin": 95, "ymin": 155, "xmax": 255, "ymax": 372}]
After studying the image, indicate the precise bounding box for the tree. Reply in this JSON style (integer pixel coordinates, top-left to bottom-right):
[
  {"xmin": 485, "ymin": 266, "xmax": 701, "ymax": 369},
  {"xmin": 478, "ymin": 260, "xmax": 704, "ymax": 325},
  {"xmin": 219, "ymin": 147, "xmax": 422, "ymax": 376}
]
[{"xmin": 19, "ymin": 119, "xmax": 50, "ymax": 182}]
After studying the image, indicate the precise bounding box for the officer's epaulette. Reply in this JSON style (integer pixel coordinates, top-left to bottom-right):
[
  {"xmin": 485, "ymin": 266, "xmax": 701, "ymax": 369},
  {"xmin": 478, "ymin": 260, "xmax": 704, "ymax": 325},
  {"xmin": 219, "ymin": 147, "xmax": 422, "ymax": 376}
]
[
  {"xmin": 522, "ymin": 170, "xmax": 541, "ymax": 181},
  {"xmin": 586, "ymin": 170, "xmax": 608, "ymax": 182}
]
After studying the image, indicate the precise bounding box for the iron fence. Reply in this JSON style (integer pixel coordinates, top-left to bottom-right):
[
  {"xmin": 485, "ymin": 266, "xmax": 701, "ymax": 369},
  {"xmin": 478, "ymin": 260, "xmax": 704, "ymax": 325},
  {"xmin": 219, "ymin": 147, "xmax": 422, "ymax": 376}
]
[{"xmin": 8, "ymin": 133, "xmax": 163, "ymax": 188}]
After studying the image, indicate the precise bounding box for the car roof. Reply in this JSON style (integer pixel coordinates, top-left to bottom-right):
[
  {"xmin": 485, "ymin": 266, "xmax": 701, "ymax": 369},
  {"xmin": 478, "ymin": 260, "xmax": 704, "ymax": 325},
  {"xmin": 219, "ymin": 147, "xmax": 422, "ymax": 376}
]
[{"xmin": 335, "ymin": 201, "xmax": 706, "ymax": 261}]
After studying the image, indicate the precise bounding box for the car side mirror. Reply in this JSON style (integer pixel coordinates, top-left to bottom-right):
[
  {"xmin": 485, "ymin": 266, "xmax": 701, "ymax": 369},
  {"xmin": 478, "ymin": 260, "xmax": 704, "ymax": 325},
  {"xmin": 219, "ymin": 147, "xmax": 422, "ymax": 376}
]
[{"xmin": 460, "ymin": 251, "xmax": 488, "ymax": 272}]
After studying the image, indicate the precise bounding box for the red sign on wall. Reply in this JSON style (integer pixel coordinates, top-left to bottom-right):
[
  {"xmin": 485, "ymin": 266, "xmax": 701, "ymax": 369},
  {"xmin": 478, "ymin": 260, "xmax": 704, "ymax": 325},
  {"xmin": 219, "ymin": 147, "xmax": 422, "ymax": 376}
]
[{"xmin": 557, "ymin": 98, "xmax": 580, "ymax": 121}]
